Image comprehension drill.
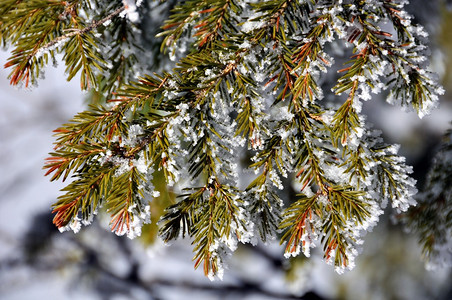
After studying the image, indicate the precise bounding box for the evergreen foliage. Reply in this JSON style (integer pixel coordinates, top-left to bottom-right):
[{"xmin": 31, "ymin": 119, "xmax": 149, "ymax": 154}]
[
  {"xmin": 404, "ymin": 125, "xmax": 452, "ymax": 270},
  {"xmin": 1, "ymin": 0, "xmax": 449, "ymax": 279}
]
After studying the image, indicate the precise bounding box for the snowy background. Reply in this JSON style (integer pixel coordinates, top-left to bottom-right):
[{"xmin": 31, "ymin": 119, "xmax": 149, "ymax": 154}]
[{"xmin": 1, "ymin": 2, "xmax": 452, "ymax": 299}]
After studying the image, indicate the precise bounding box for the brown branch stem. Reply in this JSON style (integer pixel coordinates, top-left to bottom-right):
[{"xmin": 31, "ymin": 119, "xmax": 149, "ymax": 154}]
[{"xmin": 27, "ymin": 6, "xmax": 126, "ymax": 61}]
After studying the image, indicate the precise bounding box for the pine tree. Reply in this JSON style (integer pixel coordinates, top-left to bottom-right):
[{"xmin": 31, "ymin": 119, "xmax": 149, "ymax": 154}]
[{"xmin": 1, "ymin": 0, "xmax": 449, "ymax": 279}]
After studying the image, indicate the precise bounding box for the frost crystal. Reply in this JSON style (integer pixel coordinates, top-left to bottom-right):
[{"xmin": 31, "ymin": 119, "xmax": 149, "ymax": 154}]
[
  {"xmin": 35, "ymin": 0, "xmax": 446, "ymax": 279},
  {"xmin": 405, "ymin": 127, "xmax": 452, "ymax": 270},
  {"xmin": 122, "ymin": 0, "xmax": 140, "ymax": 23}
]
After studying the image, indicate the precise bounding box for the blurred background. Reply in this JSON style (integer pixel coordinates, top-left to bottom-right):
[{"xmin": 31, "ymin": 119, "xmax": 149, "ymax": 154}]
[{"xmin": 1, "ymin": 1, "xmax": 451, "ymax": 299}]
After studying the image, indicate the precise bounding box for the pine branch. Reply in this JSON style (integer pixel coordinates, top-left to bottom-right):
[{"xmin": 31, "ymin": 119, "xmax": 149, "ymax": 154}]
[
  {"xmin": 159, "ymin": 188, "xmax": 206, "ymax": 242},
  {"xmin": 2, "ymin": 0, "xmax": 447, "ymax": 279},
  {"xmin": 402, "ymin": 126, "xmax": 452, "ymax": 269},
  {"xmin": 37, "ymin": 5, "xmax": 125, "ymax": 56},
  {"xmin": 44, "ymin": 142, "xmax": 105, "ymax": 181},
  {"xmin": 52, "ymin": 166, "xmax": 116, "ymax": 230},
  {"xmin": 2, "ymin": 2, "xmax": 125, "ymax": 89},
  {"xmin": 106, "ymin": 167, "xmax": 146, "ymax": 236},
  {"xmin": 2, "ymin": 0, "xmax": 76, "ymax": 87},
  {"xmin": 192, "ymin": 181, "xmax": 242, "ymax": 277}
]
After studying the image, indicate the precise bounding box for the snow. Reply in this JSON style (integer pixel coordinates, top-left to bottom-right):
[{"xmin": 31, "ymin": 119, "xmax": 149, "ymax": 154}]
[
  {"xmin": 122, "ymin": 0, "xmax": 140, "ymax": 23},
  {"xmin": 1, "ymin": 0, "xmax": 452, "ymax": 298}
]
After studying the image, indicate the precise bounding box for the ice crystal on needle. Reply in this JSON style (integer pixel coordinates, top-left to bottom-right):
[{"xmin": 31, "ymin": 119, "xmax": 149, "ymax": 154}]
[{"xmin": 0, "ymin": 0, "xmax": 447, "ymax": 279}]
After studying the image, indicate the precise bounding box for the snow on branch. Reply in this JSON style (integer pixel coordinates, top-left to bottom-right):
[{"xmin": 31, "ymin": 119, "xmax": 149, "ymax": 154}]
[{"xmin": 1, "ymin": 0, "xmax": 449, "ymax": 279}]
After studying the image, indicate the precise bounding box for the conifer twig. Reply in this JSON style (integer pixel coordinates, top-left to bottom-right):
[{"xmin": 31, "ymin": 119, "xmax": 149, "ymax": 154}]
[{"xmin": 27, "ymin": 6, "xmax": 126, "ymax": 62}]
